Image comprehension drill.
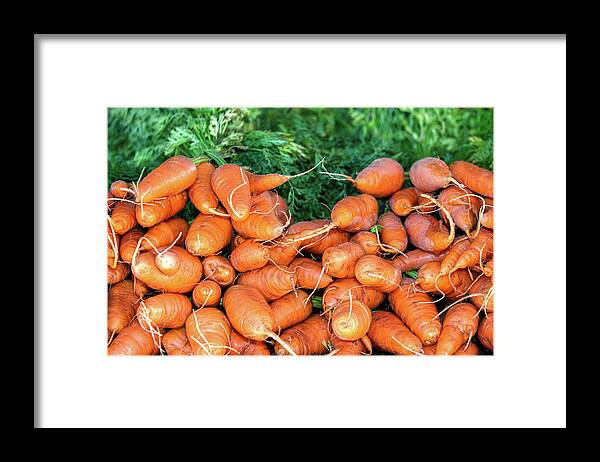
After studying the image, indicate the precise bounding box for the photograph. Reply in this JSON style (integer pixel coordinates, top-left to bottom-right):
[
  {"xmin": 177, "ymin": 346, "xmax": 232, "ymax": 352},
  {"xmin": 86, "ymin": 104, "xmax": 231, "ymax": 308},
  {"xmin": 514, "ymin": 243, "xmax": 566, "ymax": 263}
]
[{"xmin": 106, "ymin": 107, "xmax": 494, "ymax": 356}]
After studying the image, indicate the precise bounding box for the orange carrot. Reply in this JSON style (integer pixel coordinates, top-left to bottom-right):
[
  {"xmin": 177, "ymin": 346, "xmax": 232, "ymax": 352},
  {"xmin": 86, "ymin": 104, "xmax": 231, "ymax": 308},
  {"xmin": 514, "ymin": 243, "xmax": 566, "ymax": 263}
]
[
  {"xmin": 273, "ymin": 314, "xmax": 329, "ymax": 356},
  {"xmin": 132, "ymin": 277, "xmax": 150, "ymax": 299},
  {"xmin": 163, "ymin": 327, "xmax": 192, "ymax": 355},
  {"xmin": 107, "ymin": 280, "xmax": 139, "ymax": 336},
  {"xmin": 322, "ymin": 277, "xmax": 385, "ymax": 312},
  {"xmin": 185, "ymin": 307, "xmax": 232, "ymax": 356},
  {"xmin": 388, "ymin": 284, "xmax": 442, "ymax": 346},
  {"xmin": 435, "ymin": 303, "xmax": 479, "ymax": 355},
  {"xmin": 135, "ymin": 190, "xmax": 188, "ymax": 228},
  {"xmin": 354, "ymin": 255, "xmax": 402, "ymax": 293},
  {"xmin": 409, "ymin": 157, "xmax": 461, "ymax": 192},
  {"xmin": 389, "ymin": 187, "xmax": 420, "ymax": 216},
  {"xmin": 438, "ymin": 238, "xmax": 472, "ymax": 276},
  {"xmin": 330, "ymin": 299, "xmax": 372, "ymax": 341},
  {"xmin": 107, "ymin": 262, "xmax": 130, "ymax": 285},
  {"xmin": 330, "ymin": 194, "xmax": 379, "ymax": 232},
  {"xmin": 222, "ymin": 285, "xmax": 296, "ymax": 355},
  {"xmin": 231, "ymin": 190, "xmax": 290, "ymax": 240},
  {"xmin": 228, "ymin": 329, "xmax": 271, "ymax": 355},
  {"xmin": 350, "ymin": 158, "xmax": 405, "ymax": 198},
  {"xmin": 449, "ymin": 160, "xmax": 493, "ymax": 198},
  {"xmin": 185, "ymin": 211, "xmax": 233, "ymax": 257},
  {"xmin": 192, "ymin": 280, "xmax": 222, "ymax": 308},
  {"xmin": 480, "ymin": 197, "xmax": 494, "ymax": 229},
  {"xmin": 368, "ymin": 311, "xmax": 423, "ymax": 355},
  {"xmin": 351, "ymin": 231, "xmax": 380, "ymax": 255},
  {"xmin": 139, "ymin": 217, "xmax": 189, "ymax": 251},
  {"xmin": 236, "ymin": 264, "xmax": 297, "ymax": 301},
  {"xmin": 246, "ymin": 171, "xmax": 289, "ymax": 195},
  {"xmin": 107, "ymin": 222, "xmax": 120, "ymax": 269},
  {"xmin": 452, "ymin": 228, "xmax": 493, "ymax": 272},
  {"xmin": 478, "ymin": 313, "xmax": 493, "ymax": 351},
  {"xmin": 230, "ymin": 239, "xmax": 270, "ymax": 272},
  {"xmin": 119, "ymin": 228, "xmax": 144, "ymax": 264},
  {"xmin": 107, "ymin": 318, "xmax": 161, "ymax": 356},
  {"xmin": 329, "ymin": 335, "xmax": 371, "ymax": 355},
  {"xmin": 322, "ymin": 241, "xmax": 366, "ymax": 278},
  {"xmin": 110, "ymin": 180, "xmax": 131, "ymax": 199},
  {"xmin": 136, "ymin": 155, "xmax": 197, "ymax": 204},
  {"xmin": 483, "ymin": 258, "xmax": 493, "ymax": 277},
  {"xmin": 377, "ymin": 212, "xmax": 408, "ymax": 254},
  {"xmin": 404, "ymin": 210, "xmax": 454, "ymax": 253},
  {"xmin": 283, "ymin": 219, "xmax": 350, "ymax": 255},
  {"xmin": 131, "ymin": 246, "xmax": 203, "ymax": 293},
  {"xmin": 468, "ymin": 276, "xmax": 494, "ymax": 313},
  {"xmin": 136, "ymin": 293, "xmax": 192, "ymax": 329},
  {"xmin": 211, "ymin": 164, "xmax": 251, "ymax": 222},
  {"xmin": 416, "ymin": 261, "xmax": 473, "ymax": 298},
  {"xmin": 110, "ymin": 201, "xmax": 138, "ymax": 235},
  {"xmin": 267, "ymin": 240, "xmax": 301, "ymax": 266},
  {"xmin": 202, "ymin": 255, "xmax": 236, "ymax": 287},
  {"xmin": 438, "ymin": 185, "xmax": 479, "ymax": 235},
  {"xmin": 390, "ymin": 248, "xmax": 449, "ymax": 273},
  {"xmin": 288, "ymin": 257, "xmax": 332, "ymax": 290},
  {"xmin": 454, "ymin": 341, "xmax": 481, "ymax": 355},
  {"xmin": 269, "ymin": 289, "xmax": 313, "ymax": 332},
  {"xmin": 188, "ymin": 162, "xmax": 219, "ymax": 215}
]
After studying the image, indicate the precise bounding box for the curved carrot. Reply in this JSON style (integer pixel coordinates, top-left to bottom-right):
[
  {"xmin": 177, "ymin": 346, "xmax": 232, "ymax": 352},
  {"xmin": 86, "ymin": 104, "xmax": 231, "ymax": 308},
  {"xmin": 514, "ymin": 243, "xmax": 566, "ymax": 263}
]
[
  {"xmin": 330, "ymin": 299, "xmax": 372, "ymax": 341},
  {"xmin": 119, "ymin": 228, "xmax": 144, "ymax": 264},
  {"xmin": 478, "ymin": 313, "xmax": 493, "ymax": 351},
  {"xmin": 322, "ymin": 277, "xmax": 385, "ymax": 312},
  {"xmin": 185, "ymin": 211, "xmax": 233, "ymax": 257},
  {"xmin": 136, "ymin": 293, "xmax": 192, "ymax": 329},
  {"xmin": 438, "ymin": 185, "xmax": 479, "ymax": 235},
  {"xmin": 330, "ymin": 194, "xmax": 379, "ymax": 233},
  {"xmin": 107, "ymin": 280, "xmax": 139, "ymax": 335},
  {"xmin": 269, "ymin": 290, "xmax": 313, "ymax": 332},
  {"xmin": 273, "ymin": 314, "xmax": 329, "ymax": 356},
  {"xmin": 283, "ymin": 219, "xmax": 350, "ymax": 255},
  {"xmin": 322, "ymin": 241, "xmax": 366, "ymax": 279},
  {"xmin": 211, "ymin": 164, "xmax": 251, "ymax": 222},
  {"xmin": 439, "ymin": 238, "xmax": 472, "ymax": 276},
  {"xmin": 435, "ymin": 303, "xmax": 479, "ymax": 355},
  {"xmin": 416, "ymin": 261, "xmax": 473, "ymax": 298},
  {"xmin": 449, "ymin": 160, "xmax": 493, "ymax": 198},
  {"xmin": 351, "ymin": 158, "xmax": 405, "ymax": 198},
  {"xmin": 185, "ymin": 307, "xmax": 232, "ymax": 356},
  {"xmin": 236, "ymin": 263, "xmax": 297, "ymax": 301},
  {"xmin": 110, "ymin": 201, "xmax": 138, "ymax": 235},
  {"xmin": 452, "ymin": 228, "xmax": 493, "ymax": 272},
  {"xmin": 389, "ymin": 187, "xmax": 420, "ymax": 216},
  {"xmin": 468, "ymin": 276, "xmax": 494, "ymax": 312},
  {"xmin": 136, "ymin": 155, "xmax": 197, "ymax": 204},
  {"xmin": 108, "ymin": 262, "xmax": 130, "ymax": 285},
  {"xmin": 188, "ymin": 162, "xmax": 219, "ymax": 215},
  {"xmin": 139, "ymin": 217, "xmax": 189, "ymax": 251},
  {"xmin": 202, "ymin": 255, "xmax": 236, "ymax": 287},
  {"xmin": 390, "ymin": 248, "xmax": 449, "ymax": 273},
  {"xmin": 388, "ymin": 284, "xmax": 441, "ymax": 346},
  {"xmin": 230, "ymin": 239, "xmax": 270, "ymax": 273},
  {"xmin": 163, "ymin": 327, "xmax": 193, "ymax": 356},
  {"xmin": 404, "ymin": 211, "xmax": 454, "ymax": 253},
  {"xmin": 367, "ymin": 311, "xmax": 423, "ymax": 355},
  {"xmin": 108, "ymin": 319, "xmax": 161, "ymax": 355},
  {"xmin": 288, "ymin": 257, "xmax": 332, "ymax": 290},
  {"xmin": 231, "ymin": 191, "xmax": 290, "ymax": 241},
  {"xmin": 228, "ymin": 329, "xmax": 271, "ymax": 355},
  {"xmin": 354, "ymin": 255, "xmax": 402, "ymax": 293},
  {"xmin": 192, "ymin": 280, "xmax": 222, "ymax": 308},
  {"xmin": 135, "ymin": 190, "xmax": 188, "ymax": 228},
  {"xmin": 351, "ymin": 231, "xmax": 380, "ymax": 255},
  {"xmin": 377, "ymin": 212, "xmax": 408, "ymax": 254},
  {"xmin": 409, "ymin": 157, "xmax": 459, "ymax": 192}
]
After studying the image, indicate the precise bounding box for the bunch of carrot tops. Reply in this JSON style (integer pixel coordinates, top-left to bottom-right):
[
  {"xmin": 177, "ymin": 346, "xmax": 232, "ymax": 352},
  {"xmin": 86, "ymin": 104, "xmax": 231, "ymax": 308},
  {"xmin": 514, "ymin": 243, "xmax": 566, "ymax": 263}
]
[{"xmin": 107, "ymin": 154, "xmax": 493, "ymax": 356}]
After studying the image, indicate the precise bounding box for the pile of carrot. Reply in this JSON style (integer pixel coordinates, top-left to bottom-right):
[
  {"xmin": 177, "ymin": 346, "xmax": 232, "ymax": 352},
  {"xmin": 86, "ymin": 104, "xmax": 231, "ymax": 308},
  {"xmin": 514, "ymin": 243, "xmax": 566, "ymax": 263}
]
[{"xmin": 107, "ymin": 155, "xmax": 493, "ymax": 356}]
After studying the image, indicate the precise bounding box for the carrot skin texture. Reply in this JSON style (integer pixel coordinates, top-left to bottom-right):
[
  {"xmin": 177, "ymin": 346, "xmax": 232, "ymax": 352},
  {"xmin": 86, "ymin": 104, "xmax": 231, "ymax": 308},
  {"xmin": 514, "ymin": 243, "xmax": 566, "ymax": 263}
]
[
  {"xmin": 107, "ymin": 223, "xmax": 120, "ymax": 269},
  {"xmin": 480, "ymin": 197, "xmax": 494, "ymax": 229},
  {"xmin": 236, "ymin": 264, "xmax": 297, "ymax": 301},
  {"xmin": 409, "ymin": 157, "xmax": 454, "ymax": 192},
  {"xmin": 268, "ymin": 240, "xmax": 301, "ymax": 266},
  {"xmin": 435, "ymin": 303, "xmax": 479, "ymax": 355},
  {"xmin": 246, "ymin": 170, "xmax": 289, "ymax": 194},
  {"xmin": 468, "ymin": 276, "xmax": 494, "ymax": 312},
  {"xmin": 228, "ymin": 329, "xmax": 271, "ymax": 355},
  {"xmin": 388, "ymin": 285, "xmax": 441, "ymax": 346},
  {"xmin": 449, "ymin": 160, "xmax": 494, "ymax": 198},
  {"xmin": 202, "ymin": 255, "xmax": 236, "ymax": 287},
  {"xmin": 389, "ymin": 187, "xmax": 420, "ymax": 216},
  {"xmin": 354, "ymin": 255, "xmax": 402, "ymax": 293},
  {"xmin": 416, "ymin": 261, "xmax": 473, "ymax": 297},
  {"xmin": 478, "ymin": 313, "xmax": 494, "ymax": 351},
  {"xmin": 230, "ymin": 239, "xmax": 270, "ymax": 272},
  {"xmin": 284, "ymin": 219, "xmax": 350, "ymax": 255},
  {"xmin": 378, "ymin": 212, "xmax": 408, "ymax": 253},
  {"xmin": 390, "ymin": 248, "xmax": 448, "ymax": 273},
  {"xmin": 273, "ymin": 314, "xmax": 330, "ymax": 355},
  {"xmin": 135, "ymin": 190, "xmax": 188, "ymax": 228},
  {"xmin": 368, "ymin": 311, "xmax": 423, "ymax": 355},
  {"xmin": 185, "ymin": 212, "xmax": 233, "ymax": 257},
  {"xmin": 137, "ymin": 293, "xmax": 192, "ymax": 329},
  {"xmin": 231, "ymin": 191, "xmax": 289, "ymax": 240},
  {"xmin": 438, "ymin": 185, "xmax": 478, "ymax": 234},
  {"xmin": 192, "ymin": 280, "xmax": 222, "ymax": 308},
  {"xmin": 211, "ymin": 164, "xmax": 251, "ymax": 222},
  {"xmin": 108, "ymin": 319, "xmax": 160, "ymax": 355},
  {"xmin": 119, "ymin": 228, "xmax": 144, "ymax": 264},
  {"xmin": 132, "ymin": 277, "xmax": 150, "ymax": 299},
  {"xmin": 453, "ymin": 228, "xmax": 494, "ymax": 271},
  {"xmin": 140, "ymin": 217, "xmax": 189, "ymax": 251},
  {"xmin": 185, "ymin": 307, "xmax": 232, "ymax": 355},
  {"xmin": 330, "ymin": 335, "xmax": 369, "ymax": 355},
  {"xmin": 163, "ymin": 327, "xmax": 193, "ymax": 355},
  {"xmin": 110, "ymin": 180, "xmax": 130, "ymax": 199},
  {"xmin": 222, "ymin": 285, "xmax": 276, "ymax": 341},
  {"xmin": 136, "ymin": 156, "xmax": 197, "ymax": 204},
  {"xmin": 289, "ymin": 257, "xmax": 333, "ymax": 289},
  {"xmin": 331, "ymin": 194, "xmax": 379, "ymax": 233},
  {"xmin": 439, "ymin": 238, "xmax": 472, "ymax": 276},
  {"xmin": 188, "ymin": 162, "xmax": 218, "ymax": 214},
  {"xmin": 483, "ymin": 259, "xmax": 493, "ymax": 277},
  {"xmin": 404, "ymin": 212, "xmax": 453, "ymax": 252},
  {"xmin": 322, "ymin": 277, "xmax": 385, "ymax": 312},
  {"xmin": 351, "ymin": 231, "xmax": 380, "ymax": 255},
  {"xmin": 132, "ymin": 247, "xmax": 203, "ymax": 293},
  {"xmin": 110, "ymin": 201, "xmax": 138, "ymax": 235},
  {"xmin": 454, "ymin": 341, "xmax": 480, "ymax": 355},
  {"xmin": 330, "ymin": 299, "xmax": 372, "ymax": 341},
  {"xmin": 108, "ymin": 262, "xmax": 130, "ymax": 285},
  {"xmin": 269, "ymin": 290, "xmax": 313, "ymax": 332},
  {"xmin": 353, "ymin": 157, "xmax": 405, "ymax": 198},
  {"xmin": 322, "ymin": 241, "xmax": 366, "ymax": 278},
  {"xmin": 107, "ymin": 280, "xmax": 139, "ymax": 334}
]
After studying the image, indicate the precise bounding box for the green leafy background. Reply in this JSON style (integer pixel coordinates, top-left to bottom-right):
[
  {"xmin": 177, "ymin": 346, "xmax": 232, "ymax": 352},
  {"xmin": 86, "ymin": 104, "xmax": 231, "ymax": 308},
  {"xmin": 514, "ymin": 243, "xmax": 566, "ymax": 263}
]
[{"xmin": 108, "ymin": 108, "xmax": 493, "ymax": 222}]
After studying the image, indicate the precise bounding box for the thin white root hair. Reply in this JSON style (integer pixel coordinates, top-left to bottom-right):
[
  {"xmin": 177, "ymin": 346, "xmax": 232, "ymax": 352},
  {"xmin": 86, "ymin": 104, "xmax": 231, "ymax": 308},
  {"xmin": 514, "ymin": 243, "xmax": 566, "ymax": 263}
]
[{"xmin": 391, "ymin": 336, "xmax": 424, "ymax": 356}]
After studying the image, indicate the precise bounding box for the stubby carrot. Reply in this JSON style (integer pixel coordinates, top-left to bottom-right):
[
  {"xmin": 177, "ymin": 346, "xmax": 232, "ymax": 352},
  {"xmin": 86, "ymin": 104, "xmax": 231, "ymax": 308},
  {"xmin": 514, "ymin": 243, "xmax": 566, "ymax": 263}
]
[
  {"xmin": 449, "ymin": 160, "xmax": 493, "ymax": 198},
  {"xmin": 107, "ymin": 280, "xmax": 139, "ymax": 336},
  {"xmin": 119, "ymin": 228, "xmax": 144, "ymax": 264},
  {"xmin": 409, "ymin": 157, "xmax": 461, "ymax": 192},
  {"xmin": 110, "ymin": 180, "xmax": 131, "ymax": 199},
  {"xmin": 288, "ymin": 257, "xmax": 332, "ymax": 290},
  {"xmin": 231, "ymin": 190, "xmax": 290, "ymax": 241},
  {"xmin": 163, "ymin": 327, "xmax": 193, "ymax": 356},
  {"xmin": 236, "ymin": 264, "xmax": 297, "ymax": 301},
  {"xmin": 211, "ymin": 164, "xmax": 251, "ymax": 222},
  {"xmin": 452, "ymin": 228, "xmax": 494, "ymax": 272},
  {"xmin": 438, "ymin": 238, "xmax": 472, "ymax": 277},
  {"xmin": 377, "ymin": 212, "xmax": 408, "ymax": 254},
  {"xmin": 416, "ymin": 261, "xmax": 473, "ymax": 298},
  {"xmin": 329, "ymin": 335, "xmax": 371, "ymax": 356},
  {"xmin": 192, "ymin": 280, "xmax": 222, "ymax": 308},
  {"xmin": 136, "ymin": 155, "xmax": 197, "ymax": 204},
  {"xmin": 330, "ymin": 194, "xmax": 379, "ymax": 233},
  {"xmin": 273, "ymin": 314, "xmax": 330, "ymax": 356},
  {"xmin": 246, "ymin": 171, "xmax": 289, "ymax": 195},
  {"xmin": 188, "ymin": 162, "xmax": 220, "ymax": 215},
  {"xmin": 108, "ymin": 318, "xmax": 161, "ymax": 356},
  {"xmin": 368, "ymin": 311, "xmax": 423, "ymax": 355},
  {"xmin": 136, "ymin": 293, "xmax": 192, "ymax": 329},
  {"xmin": 354, "ymin": 255, "xmax": 402, "ymax": 293},
  {"xmin": 110, "ymin": 201, "xmax": 137, "ymax": 235},
  {"xmin": 322, "ymin": 277, "xmax": 385, "ymax": 312},
  {"xmin": 351, "ymin": 231, "xmax": 380, "ymax": 255},
  {"xmin": 389, "ymin": 187, "xmax": 420, "ymax": 216},
  {"xmin": 438, "ymin": 185, "xmax": 479, "ymax": 236},
  {"xmin": 480, "ymin": 197, "xmax": 494, "ymax": 229},
  {"xmin": 351, "ymin": 158, "xmax": 405, "ymax": 198},
  {"xmin": 468, "ymin": 276, "xmax": 494, "ymax": 313},
  {"xmin": 435, "ymin": 303, "xmax": 479, "ymax": 355},
  {"xmin": 139, "ymin": 217, "xmax": 189, "ymax": 252},
  {"xmin": 108, "ymin": 262, "xmax": 130, "ymax": 285},
  {"xmin": 283, "ymin": 219, "xmax": 350, "ymax": 255},
  {"xmin": 330, "ymin": 299, "xmax": 372, "ymax": 342},
  {"xmin": 202, "ymin": 255, "xmax": 236, "ymax": 287},
  {"xmin": 322, "ymin": 241, "xmax": 366, "ymax": 279},
  {"xmin": 185, "ymin": 307, "xmax": 232, "ymax": 356},
  {"xmin": 135, "ymin": 190, "xmax": 188, "ymax": 228},
  {"xmin": 228, "ymin": 329, "xmax": 271, "ymax": 355},
  {"xmin": 269, "ymin": 290, "xmax": 313, "ymax": 332},
  {"xmin": 478, "ymin": 313, "xmax": 493, "ymax": 351},
  {"xmin": 230, "ymin": 239, "xmax": 270, "ymax": 273},
  {"xmin": 390, "ymin": 248, "xmax": 449, "ymax": 273},
  {"xmin": 404, "ymin": 210, "xmax": 455, "ymax": 253},
  {"xmin": 185, "ymin": 211, "xmax": 233, "ymax": 257}
]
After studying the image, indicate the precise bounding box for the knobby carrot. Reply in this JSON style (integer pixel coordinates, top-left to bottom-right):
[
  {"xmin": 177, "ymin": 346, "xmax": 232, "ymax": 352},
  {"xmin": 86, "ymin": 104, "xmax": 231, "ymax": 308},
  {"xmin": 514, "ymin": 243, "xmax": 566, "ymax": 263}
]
[
  {"xmin": 377, "ymin": 212, "xmax": 408, "ymax": 254},
  {"xmin": 192, "ymin": 280, "xmax": 222, "ymax": 308},
  {"xmin": 107, "ymin": 280, "xmax": 139, "ymax": 335},
  {"xmin": 322, "ymin": 241, "xmax": 366, "ymax": 279},
  {"xmin": 139, "ymin": 217, "xmax": 189, "ymax": 252},
  {"xmin": 228, "ymin": 329, "xmax": 271, "ymax": 355},
  {"xmin": 231, "ymin": 190, "xmax": 290, "ymax": 240},
  {"xmin": 449, "ymin": 160, "xmax": 493, "ymax": 198},
  {"xmin": 188, "ymin": 162, "xmax": 219, "ymax": 215},
  {"xmin": 478, "ymin": 313, "xmax": 493, "ymax": 351},
  {"xmin": 330, "ymin": 194, "xmax": 379, "ymax": 233},
  {"xmin": 230, "ymin": 239, "xmax": 270, "ymax": 272},
  {"xmin": 322, "ymin": 277, "xmax": 385, "ymax": 312},
  {"xmin": 435, "ymin": 303, "xmax": 479, "ymax": 355},
  {"xmin": 202, "ymin": 255, "xmax": 236, "ymax": 287},
  {"xmin": 211, "ymin": 164, "xmax": 251, "ymax": 222},
  {"xmin": 354, "ymin": 255, "xmax": 403, "ymax": 293},
  {"xmin": 136, "ymin": 293, "xmax": 192, "ymax": 329},
  {"xmin": 351, "ymin": 231, "xmax": 380, "ymax": 255},
  {"xmin": 185, "ymin": 307, "xmax": 232, "ymax": 356},
  {"xmin": 409, "ymin": 157, "xmax": 461, "ymax": 192},
  {"xmin": 288, "ymin": 257, "xmax": 332, "ymax": 290},
  {"xmin": 367, "ymin": 311, "xmax": 423, "ymax": 355},
  {"xmin": 135, "ymin": 190, "xmax": 188, "ymax": 228},
  {"xmin": 236, "ymin": 264, "xmax": 297, "ymax": 301},
  {"xmin": 110, "ymin": 201, "xmax": 138, "ymax": 235},
  {"xmin": 269, "ymin": 290, "xmax": 313, "ymax": 332},
  {"xmin": 108, "ymin": 318, "xmax": 161, "ymax": 355},
  {"xmin": 330, "ymin": 299, "xmax": 372, "ymax": 342},
  {"xmin": 185, "ymin": 211, "xmax": 233, "ymax": 257},
  {"xmin": 136, "ymin": 155, "xmax": 197, "ymax": 204},
  {"xmin": 107, "ymin": 262, "xmax": 130, "ymax": 285},
  {"xmin": 273, "ymin": 314, "xmax": 330, "ymax": 356},
  {"xmin": 119, "ymin": 228, "xmax": 144, "ymax": 264},
  {"xmin": 163, "ymin": 327, "xmax": 193, "ymax": 356},
  {"xmin": 388, "ymin": 284, "xmax": 441, "ymax": 346},
  {"xmin": 390, "ymin": 248, "xmax": 449, "ymax": 273},
  {"xmin": 389, "ymin": 187, "xmax": 420, "ymax": 216}
]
